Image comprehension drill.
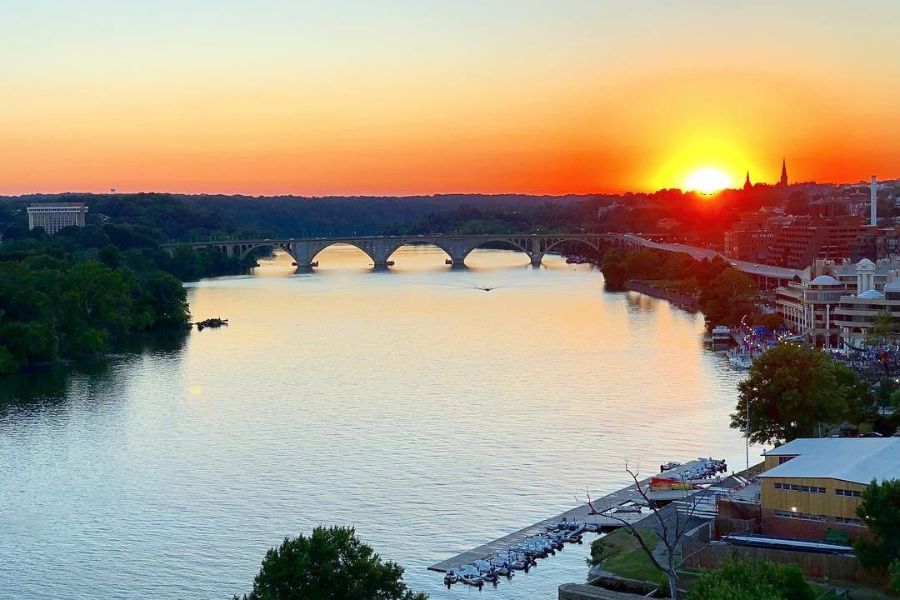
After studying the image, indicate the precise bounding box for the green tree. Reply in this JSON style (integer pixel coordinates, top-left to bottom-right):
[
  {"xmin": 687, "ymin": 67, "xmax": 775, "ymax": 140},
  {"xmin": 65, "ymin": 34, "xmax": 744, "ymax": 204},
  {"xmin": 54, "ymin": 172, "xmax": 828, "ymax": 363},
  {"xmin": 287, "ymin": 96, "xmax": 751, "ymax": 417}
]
[
  {"xmin": 855, "ymin": 479, "xmax": 900, "ymax": 574},
  {"xmin": 864, "ymin": 311, "xmax": 898, "ymax": 347},
  {"xmin": 234, "ymin": 526, "xmax": 427, "ymax": 600},
  {"xmin": 731, "ymin": 344, "xmax": 868, "ymax": 445},
  {"xmin": 699, "ymin": 267, "xmax": 758, "ymax": 327},
  {"xmin": 98, "ymin": 244, "xmax": 124, "ymax": 269},
  {"xmin": 890, "ymin": 559, "xmax": 900, "ymax": 593},
  {"xmin": 600, "ymin": 248, "xmax": 629, "ymax": 290},
  {"xmin": 687, "ymin": 557, "xmax": 814, "ymax": 600}
]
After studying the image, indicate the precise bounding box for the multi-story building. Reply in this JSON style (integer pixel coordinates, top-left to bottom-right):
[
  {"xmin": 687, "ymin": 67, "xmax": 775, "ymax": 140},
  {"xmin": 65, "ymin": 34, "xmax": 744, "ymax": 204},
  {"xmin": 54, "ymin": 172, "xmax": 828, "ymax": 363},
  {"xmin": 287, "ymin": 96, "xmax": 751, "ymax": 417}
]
[
  {"xmin": 757, "ymin": 438, "xmax": 899, "ymax": 542},
  {"xmin": 769, "ymin": 215, "xmax": 865, "ymax": 269},
  {"xmin": 833, "ymin": 271, "xmax": 900, "ymax": 349},
  {"xmin": 723, "ymin": 211, "xmax": 787, "ymax": 263},
  {"xmin": 725, "ymin": 228, "xmax": 775, "ymax": 263},
  {"xmin": 26, "ymin": 202, "xmax": 88, "ymax": 235},
  {"xmin": 856, "ymin": 225, "xmax": 900, "ymax": 261},
  {"xmin": 776, "ymin": 257, "xmax": 900, "ymax": 347}
]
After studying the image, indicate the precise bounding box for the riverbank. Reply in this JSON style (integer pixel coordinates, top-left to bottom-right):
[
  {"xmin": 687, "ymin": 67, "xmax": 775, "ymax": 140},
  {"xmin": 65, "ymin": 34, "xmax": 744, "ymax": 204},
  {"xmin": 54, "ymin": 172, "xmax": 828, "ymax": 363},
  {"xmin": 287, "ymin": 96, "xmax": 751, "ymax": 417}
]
[
  {"xmin": 428, "ymin": 460, "xmax": 726, "ymax": 580},
  {"xmin": 0, "ymin": 249, "xmax": 751, "ymax": 600},
  {"xmin": 625, "ymin": 280, "xmax": 699, "ymax": 311}
]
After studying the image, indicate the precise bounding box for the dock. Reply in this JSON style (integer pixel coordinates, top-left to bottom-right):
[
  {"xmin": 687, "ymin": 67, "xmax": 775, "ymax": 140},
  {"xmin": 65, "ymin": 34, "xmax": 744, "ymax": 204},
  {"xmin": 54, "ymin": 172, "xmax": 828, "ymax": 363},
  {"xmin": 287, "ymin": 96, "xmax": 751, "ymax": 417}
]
[{"xmin": 428, "ymin": 460, "xmax": 721, "ymax": 573}]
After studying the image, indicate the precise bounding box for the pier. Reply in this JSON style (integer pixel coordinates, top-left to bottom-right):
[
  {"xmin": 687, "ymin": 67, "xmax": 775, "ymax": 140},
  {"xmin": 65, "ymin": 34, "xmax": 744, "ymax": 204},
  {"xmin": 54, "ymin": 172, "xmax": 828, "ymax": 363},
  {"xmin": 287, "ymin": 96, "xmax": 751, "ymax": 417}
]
[{"xmin": 428, "ymin": 460, "xmax": 719, "ymax": 573}]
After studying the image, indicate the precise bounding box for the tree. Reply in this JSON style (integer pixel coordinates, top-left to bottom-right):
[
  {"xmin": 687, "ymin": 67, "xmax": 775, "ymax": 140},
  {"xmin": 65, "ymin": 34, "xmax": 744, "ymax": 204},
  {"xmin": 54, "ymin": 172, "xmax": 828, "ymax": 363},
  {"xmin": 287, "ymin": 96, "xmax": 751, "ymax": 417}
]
[
  {"xmin": 890, "ymin": 559, "xmax": 900, "ymax": 593},
  {"xmin": 687, "ymin": 557, "xmax": 814, "ymax": 600},
  {"xmin": 585, "ymin": 465, "xmax": 715, "ymax": 599},
  {"xmin": 855, "ymin": 479, "xmax": 900, "ymax": 574},
  {"xmin": 731, "ymin": 344, "xmax": 868, "ymax": 445},
  {"xmin": 865, "ymin": 312, "xmax": 898, "ymax": 347},
  {"xmin": 699, "ymin": 267, "xmax": 758, "ymax": 328},
  {"xmin": 234, "ymin": 526, "xmax": 427, "ymax": 600}
]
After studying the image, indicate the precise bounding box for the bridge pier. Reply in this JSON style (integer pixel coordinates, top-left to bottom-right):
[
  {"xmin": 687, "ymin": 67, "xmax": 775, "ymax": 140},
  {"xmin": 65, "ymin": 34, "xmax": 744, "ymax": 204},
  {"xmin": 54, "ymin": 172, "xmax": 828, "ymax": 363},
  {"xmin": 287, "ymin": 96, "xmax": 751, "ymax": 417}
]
[{"xmin": 161, "ymin": 234, "xmax": 610, "ymax": 273}]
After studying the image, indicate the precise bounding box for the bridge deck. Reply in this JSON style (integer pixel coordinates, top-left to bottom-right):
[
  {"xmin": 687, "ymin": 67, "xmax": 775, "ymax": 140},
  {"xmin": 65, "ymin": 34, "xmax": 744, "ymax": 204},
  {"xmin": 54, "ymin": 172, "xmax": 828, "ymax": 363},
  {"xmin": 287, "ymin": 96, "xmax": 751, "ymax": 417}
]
[
  {"xmin": 427, "ymin": 460, "xmax": 711, "ymax": 573},
  {"xmin": 161, "ymin": 234, "xmax": 798, "ymax": 281}
]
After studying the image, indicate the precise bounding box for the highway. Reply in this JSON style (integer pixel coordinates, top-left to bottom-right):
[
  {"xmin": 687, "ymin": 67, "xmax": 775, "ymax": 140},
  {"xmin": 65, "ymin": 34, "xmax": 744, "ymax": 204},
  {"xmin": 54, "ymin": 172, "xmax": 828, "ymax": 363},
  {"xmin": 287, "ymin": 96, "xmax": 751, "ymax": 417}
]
[{"xmin": 621, "ymin": 234, "xmax": 800, "ymax": 282}]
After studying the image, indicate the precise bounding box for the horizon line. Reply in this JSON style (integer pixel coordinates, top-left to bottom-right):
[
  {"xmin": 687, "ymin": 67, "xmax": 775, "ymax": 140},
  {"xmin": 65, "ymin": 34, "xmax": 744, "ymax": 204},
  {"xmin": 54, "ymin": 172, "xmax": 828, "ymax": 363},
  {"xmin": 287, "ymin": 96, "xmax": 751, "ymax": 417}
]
[{"xmin": 0, "ymin": 177, "xmax": 896, "ymax": 201}]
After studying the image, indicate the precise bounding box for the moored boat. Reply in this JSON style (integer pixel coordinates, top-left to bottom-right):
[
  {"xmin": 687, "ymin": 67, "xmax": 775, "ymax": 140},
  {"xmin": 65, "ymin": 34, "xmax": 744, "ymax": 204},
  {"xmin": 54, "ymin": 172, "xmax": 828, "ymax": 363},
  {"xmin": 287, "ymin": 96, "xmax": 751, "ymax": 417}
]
[{"xmin": 727, "ymin": 348, "xmax": 753, "ymax": 369}]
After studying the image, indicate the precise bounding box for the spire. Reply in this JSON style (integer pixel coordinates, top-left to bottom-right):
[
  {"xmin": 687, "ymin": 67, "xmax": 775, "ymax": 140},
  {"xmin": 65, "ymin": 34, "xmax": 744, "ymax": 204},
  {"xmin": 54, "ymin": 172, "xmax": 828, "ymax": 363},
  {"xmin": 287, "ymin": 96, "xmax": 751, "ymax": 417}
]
[
  {"xmin": 743, "ymin": 171, "xmax": 752, "ymax": 191},
  {"xmin": 779, "ymin": 158, "xmax": 788, "ymax": 186}
]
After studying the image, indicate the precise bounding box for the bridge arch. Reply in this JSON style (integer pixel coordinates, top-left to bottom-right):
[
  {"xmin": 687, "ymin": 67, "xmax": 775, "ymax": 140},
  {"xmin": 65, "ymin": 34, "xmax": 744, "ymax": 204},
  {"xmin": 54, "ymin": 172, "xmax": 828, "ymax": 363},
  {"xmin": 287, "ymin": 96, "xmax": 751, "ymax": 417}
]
[
  {"xmin": 383, "ymin": 240, "xmax": 457, "ymax": 264},
  {"xmin": 457, "ymin": 237, "xmax": 533, "ymax": 265},
  {"xmin": 542, "ymin": 237, "xmax": 604, "ymax": 258},
  {"xmin": 237, "ymin": 242, "xmax": 298, "ymax": 262},
  {"xmin": 308, "ymin": 240, "xmax": 378, "ymax": 266}
]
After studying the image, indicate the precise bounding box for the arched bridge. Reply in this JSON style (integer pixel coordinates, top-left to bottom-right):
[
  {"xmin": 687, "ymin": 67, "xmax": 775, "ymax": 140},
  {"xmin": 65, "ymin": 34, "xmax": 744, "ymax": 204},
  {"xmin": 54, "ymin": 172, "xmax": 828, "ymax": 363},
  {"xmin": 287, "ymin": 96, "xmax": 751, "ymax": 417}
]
[{"xmin": 161, "ymin": 234, "xmax": 615, "ymax": 270}]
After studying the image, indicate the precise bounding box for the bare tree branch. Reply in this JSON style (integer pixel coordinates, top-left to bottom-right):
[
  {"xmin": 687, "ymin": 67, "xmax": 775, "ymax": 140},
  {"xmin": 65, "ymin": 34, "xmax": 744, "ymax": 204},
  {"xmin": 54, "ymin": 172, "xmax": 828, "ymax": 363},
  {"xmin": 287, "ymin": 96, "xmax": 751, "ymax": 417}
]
[{"xmin": 586, "ymin": 462, "xmax": 721, "ymax": 600}]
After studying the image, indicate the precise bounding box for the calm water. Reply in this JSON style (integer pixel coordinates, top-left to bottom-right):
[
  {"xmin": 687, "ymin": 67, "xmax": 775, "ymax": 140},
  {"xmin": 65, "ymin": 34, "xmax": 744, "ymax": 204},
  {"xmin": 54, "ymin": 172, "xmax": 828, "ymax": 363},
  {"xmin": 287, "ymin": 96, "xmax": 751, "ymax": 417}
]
[{"xmin": 0, "ymin": 246, "xmax": 752, "ymax": 600}]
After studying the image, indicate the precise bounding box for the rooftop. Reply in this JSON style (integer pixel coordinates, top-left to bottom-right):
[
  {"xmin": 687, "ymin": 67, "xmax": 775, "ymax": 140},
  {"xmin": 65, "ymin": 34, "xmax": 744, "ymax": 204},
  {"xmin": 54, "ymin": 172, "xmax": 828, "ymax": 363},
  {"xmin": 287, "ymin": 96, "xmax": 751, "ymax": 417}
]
[
  {"xmin": 759, "ymin": 438, "xmax": 900, "ymax": 485},
  {"xmin": 809, "ymin": 274, "xmax": 841, "ymax": 286},
  {"xmin": 856, "ymin": 289, "xmax": 885, "ymax": 300}
]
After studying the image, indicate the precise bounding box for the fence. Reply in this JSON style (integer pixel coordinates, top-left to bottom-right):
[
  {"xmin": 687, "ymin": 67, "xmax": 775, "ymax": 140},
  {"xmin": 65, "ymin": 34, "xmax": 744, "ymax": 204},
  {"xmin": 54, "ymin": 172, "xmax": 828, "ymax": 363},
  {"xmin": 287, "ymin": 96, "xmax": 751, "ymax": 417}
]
[
  {"xmin": 714, "ymin": 517, "xmax": 757, "ymax": 537},
  {"xmin": 682, "ymin": 540, "xmax": 865, "ymax": 581}
]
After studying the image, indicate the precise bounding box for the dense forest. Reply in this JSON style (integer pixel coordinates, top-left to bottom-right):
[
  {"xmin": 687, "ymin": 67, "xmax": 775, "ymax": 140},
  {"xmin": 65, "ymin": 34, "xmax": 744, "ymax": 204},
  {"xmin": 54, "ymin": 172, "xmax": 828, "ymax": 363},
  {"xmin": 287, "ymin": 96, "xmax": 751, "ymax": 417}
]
[
  {"xmin": 0, "ymin": 193, "xmax": 608, "ymax": 241},
  {"xmin": 0, "ymin": 224, "xmax": 200, "ymax": 374},
  {"xmin": 0, "ymin": 186, "xmax": 806, "ymax": 245}
]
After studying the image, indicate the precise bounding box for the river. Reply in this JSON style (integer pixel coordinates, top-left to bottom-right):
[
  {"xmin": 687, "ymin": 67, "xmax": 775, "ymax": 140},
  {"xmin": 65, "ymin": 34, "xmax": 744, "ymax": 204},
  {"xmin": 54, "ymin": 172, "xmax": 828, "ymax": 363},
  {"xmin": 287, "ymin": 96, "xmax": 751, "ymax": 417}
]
[{"xmin": 0, "ymin": 245, "xmax": 751, "ymax": 599}]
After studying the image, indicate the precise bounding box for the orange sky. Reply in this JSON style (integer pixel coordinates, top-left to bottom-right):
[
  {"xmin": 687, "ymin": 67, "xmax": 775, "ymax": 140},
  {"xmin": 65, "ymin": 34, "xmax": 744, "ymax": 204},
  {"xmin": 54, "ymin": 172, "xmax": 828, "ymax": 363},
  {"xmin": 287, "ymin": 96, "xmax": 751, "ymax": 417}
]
[{"xmin": 2, "ymin": 1, "xmax": 898, "ymax": 195}]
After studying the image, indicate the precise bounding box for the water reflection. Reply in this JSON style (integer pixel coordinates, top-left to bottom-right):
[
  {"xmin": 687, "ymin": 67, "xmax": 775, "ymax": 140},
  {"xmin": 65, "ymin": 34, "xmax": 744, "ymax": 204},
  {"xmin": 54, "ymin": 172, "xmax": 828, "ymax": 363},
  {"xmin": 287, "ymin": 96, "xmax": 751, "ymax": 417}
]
[
  {"xmin": 0, "ymin": 247, "xmax": 749, "ymax": 600},
  {"xmin": 0, "ymin": 331, "xmax": 187, "ymax": 410}
]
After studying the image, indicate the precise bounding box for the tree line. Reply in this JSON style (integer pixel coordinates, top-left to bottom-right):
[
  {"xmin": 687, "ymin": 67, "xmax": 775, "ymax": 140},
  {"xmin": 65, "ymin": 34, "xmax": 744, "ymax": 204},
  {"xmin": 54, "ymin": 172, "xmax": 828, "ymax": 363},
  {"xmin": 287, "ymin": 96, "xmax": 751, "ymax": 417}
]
[
  {"xmin": 599, "ymin": 247, "xmax": 778, "ymax": 329},
  {"xmin": 0, "ymin": 223, "xmax": 234, "ymax": 374}
]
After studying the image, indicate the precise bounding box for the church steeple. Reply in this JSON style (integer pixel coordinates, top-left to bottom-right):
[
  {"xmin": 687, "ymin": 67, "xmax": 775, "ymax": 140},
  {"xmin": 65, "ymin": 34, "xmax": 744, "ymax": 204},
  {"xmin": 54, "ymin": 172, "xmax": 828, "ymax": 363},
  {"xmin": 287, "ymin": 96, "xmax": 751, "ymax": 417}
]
[
  {"xmin": 779, "ymin": 158, "xmax": 788, "ymax": 186},
  {"xmin": 743, "ymin": 171, "xmax": 752, "ymax": 191}
]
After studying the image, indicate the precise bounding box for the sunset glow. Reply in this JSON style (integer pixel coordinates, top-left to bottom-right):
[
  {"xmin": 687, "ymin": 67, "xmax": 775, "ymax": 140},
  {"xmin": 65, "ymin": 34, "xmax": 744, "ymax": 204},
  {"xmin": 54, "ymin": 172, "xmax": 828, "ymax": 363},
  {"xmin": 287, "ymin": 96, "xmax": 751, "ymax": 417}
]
[
  {"xmin": 684, "ymin": 168, "xmax": 733, "ymax": 195},
  {"xmin": 1, "ymin": 1, "xmax": 899, "ymax": 195}
]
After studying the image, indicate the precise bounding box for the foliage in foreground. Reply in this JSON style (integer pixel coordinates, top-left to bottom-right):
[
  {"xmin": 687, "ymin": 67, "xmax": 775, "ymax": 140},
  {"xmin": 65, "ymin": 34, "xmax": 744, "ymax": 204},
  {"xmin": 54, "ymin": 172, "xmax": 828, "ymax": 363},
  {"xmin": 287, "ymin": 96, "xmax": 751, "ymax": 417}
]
[
  {"xmin": 234, "ymin": 526, "xmax": 427, "ymax": 600},
  {"xmin": 855, "ymin": 479, "xmax": 900, "ymax": 586},
  {"xmin": 731, "ymin": 343, "xmax": 870, "ymax": 445},
  {"xmin": 687, "ymin": 557, "xmax": 814, "ymax": 600}
]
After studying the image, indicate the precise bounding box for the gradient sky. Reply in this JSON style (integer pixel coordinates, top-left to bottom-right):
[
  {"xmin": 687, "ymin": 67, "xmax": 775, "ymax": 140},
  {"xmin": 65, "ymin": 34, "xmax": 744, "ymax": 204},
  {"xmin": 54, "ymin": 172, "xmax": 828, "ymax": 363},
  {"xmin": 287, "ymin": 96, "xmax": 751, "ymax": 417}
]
[{"xmin": 2, "ymin": 1, "xmax": 899, "ymax": 195}]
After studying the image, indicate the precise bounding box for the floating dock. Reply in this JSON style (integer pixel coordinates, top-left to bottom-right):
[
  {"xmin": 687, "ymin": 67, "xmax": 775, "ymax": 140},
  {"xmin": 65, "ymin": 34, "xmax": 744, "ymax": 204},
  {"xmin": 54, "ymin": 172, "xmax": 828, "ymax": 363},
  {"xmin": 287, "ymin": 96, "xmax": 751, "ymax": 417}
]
[{"xmin": 428, "ymin": 460, "xmax": 719, "ymax": 573}]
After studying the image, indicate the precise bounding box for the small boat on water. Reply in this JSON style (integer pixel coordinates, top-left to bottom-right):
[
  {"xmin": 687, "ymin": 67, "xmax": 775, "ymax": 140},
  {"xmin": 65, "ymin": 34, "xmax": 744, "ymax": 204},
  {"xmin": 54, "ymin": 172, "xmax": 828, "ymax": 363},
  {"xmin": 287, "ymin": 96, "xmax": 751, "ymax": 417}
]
[
  {"xmin": 660, "ymin": 461, "xmax": 681, "ymax": 472},
  {"xmin": 443, "ymin": 570, "xmax": 459, "ymax": 586},
  {"xmin": 727, "ymin": 348, "xmax": 753, "ymax": 369},
  {"xmin": 456, "ymin": 565, "xmax": 484, "ymax": 588},
  {"xmin": 195, "ymin": 317, "xmax": 229, "ymax": 331}
]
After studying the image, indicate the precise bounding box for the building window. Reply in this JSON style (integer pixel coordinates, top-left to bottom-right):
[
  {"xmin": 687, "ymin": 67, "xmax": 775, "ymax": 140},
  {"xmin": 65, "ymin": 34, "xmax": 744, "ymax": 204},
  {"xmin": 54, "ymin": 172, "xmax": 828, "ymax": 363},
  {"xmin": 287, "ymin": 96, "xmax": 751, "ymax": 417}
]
[
  {"xmin": 773, "ymin": 482, "xmax": 825, "ymax": 494},
  {"xmin": 835, "ymin": 488, "xmax": 862, "ymax": 498},
  {"xmin": 834, "ymin": 516, "xmax": 864, "ymax": 527},
  {"xmin": 774, "ymin": 510, "xmax": 827, "ymax": 522}
]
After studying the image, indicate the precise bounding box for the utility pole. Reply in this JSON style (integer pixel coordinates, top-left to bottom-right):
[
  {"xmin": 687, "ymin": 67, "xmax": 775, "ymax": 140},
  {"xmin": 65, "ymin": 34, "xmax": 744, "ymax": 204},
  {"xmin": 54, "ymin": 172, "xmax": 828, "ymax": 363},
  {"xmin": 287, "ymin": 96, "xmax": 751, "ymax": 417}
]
[{"xmin": 745, "ymin": 399, "xmax": 750, "ymax": 473}]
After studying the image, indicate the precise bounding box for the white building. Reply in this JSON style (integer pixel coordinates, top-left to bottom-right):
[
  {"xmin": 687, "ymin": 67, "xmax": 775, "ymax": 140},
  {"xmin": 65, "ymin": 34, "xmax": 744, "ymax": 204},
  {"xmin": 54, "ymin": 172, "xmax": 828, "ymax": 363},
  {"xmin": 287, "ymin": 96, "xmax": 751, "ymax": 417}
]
[
  {"xmin": 26, "ymin": 203, "xmax": 88, "ymax": 235},
  {"xmin": 776, "ymin": 257, "xmax": 900, "ymax": 348}
]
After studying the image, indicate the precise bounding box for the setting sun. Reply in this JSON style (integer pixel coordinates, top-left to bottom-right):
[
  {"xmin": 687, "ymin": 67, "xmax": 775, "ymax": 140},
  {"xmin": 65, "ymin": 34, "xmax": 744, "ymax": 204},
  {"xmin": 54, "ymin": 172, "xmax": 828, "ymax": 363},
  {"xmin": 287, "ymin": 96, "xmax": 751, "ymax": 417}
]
[{"xmin": 684, "ymin": 167, "xmax": 733, "ymax": 194}]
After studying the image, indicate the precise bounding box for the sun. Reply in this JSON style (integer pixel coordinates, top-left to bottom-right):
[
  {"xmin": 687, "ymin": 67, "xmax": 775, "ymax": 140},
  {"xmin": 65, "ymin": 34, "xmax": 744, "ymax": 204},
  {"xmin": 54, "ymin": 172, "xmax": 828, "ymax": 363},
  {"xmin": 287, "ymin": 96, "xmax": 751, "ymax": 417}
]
[{"xmin": 684, "ymin": 167, "xmax": 732, "ymax": 194}]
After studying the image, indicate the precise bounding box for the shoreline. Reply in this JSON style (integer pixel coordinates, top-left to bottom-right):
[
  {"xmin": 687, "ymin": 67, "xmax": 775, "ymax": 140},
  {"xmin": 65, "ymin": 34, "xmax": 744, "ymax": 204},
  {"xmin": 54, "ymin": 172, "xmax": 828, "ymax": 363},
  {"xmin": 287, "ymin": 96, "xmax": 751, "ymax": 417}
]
[{"xmin": 625, "ymin": 280, "xmax": 699, "ymax": 311}]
